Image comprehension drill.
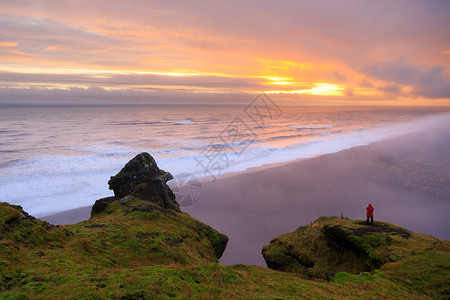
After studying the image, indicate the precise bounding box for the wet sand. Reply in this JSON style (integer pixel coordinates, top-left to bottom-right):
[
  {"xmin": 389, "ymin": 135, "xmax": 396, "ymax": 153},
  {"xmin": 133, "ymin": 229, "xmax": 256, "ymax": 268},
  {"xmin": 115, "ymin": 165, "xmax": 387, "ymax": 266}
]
[
  {"xmin": 41, "ymin": 125, "xmax": 450, "ymax": 267},
  {"xmin": 39, "ymin": 205, "xmax": 92, "ymax": 225},
  {"xmin": 185, "ymin": 126, "xmax": 450, "ymax": 266}
]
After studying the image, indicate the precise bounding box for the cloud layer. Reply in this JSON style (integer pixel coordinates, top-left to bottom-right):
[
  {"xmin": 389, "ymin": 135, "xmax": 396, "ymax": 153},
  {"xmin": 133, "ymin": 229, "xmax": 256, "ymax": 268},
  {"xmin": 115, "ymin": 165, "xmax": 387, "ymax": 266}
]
[{"xmin": 0, "ymin": 0, "xmax": 449, "ymax": 104}]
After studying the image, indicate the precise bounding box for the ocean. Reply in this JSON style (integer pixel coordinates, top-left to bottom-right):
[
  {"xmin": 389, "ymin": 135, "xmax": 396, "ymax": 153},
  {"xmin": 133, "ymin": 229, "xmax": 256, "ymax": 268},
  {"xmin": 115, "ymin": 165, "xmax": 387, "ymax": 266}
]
[{"xmin": 1, "ymin": 100, "xmax": 449, "ymax": 217}]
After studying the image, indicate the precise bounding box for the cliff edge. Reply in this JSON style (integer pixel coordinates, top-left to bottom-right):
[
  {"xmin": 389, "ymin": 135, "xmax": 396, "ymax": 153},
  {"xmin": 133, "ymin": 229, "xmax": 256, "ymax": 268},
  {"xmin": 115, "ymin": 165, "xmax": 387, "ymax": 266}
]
[{"xmin": 262, "ymin": 216, "xmax": 449, "ymax": 297}]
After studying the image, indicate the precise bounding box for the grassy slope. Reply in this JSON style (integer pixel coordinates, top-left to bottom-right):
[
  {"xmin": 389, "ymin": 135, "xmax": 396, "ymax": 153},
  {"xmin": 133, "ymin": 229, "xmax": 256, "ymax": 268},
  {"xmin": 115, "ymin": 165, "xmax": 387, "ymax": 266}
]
[{"xmin": 1, "ymin": 202, "xmax": 448, "ymax": 299}]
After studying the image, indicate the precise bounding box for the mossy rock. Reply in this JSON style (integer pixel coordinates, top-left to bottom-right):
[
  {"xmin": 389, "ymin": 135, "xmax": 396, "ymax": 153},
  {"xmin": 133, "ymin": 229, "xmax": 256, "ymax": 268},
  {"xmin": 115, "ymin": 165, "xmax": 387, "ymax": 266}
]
[
  {"xmin": 107, "ymin": 153, "xmax": 180, "ymax": 211},
  {"xmin": 0, "ymin": 203, "xmax": 22, "ymax": 227},
  {"xmin": 262, "ymin": 216, "xmax": 450, "ymax": 297}
]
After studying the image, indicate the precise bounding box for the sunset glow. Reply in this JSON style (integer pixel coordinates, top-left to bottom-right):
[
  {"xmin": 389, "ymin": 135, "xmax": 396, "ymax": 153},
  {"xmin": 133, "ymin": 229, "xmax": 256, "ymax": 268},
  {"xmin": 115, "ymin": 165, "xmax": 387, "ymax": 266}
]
[
  {"xmin": 265, "ymin": 83, "xmax": 344, "ymax": 96},
  {"xmin": 0, "ymin": 1, "xmax": 449, "ymax": 105}
]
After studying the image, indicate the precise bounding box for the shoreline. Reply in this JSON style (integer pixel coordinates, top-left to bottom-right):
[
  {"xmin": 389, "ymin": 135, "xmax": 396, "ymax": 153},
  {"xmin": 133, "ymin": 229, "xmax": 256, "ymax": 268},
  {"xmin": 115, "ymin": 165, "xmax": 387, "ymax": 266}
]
[
  {"xmin": 40, "ymin": 205, "xmax": 92, "ymax": 225},
  {"xmin": 39, "ymin": 157, "xmax": 312, "ymax": 224},
  {"xmin": 39, "ymin": 153, "xmax": 348, "ymax": 224},
  {"xmin": 20, "ymin": 111, "xmax": 450, "ymax": 218},
  {"xmin": 40, "ymin": 125, "xmax": 450, "ymax": 267}
]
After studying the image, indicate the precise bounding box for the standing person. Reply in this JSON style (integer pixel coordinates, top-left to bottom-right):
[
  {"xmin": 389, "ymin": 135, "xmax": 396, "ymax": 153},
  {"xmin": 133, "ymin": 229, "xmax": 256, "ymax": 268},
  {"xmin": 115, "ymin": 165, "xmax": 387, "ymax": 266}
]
[{"xmin": 366, "ymin": 204, "xmax": 374, "ymax": 225}]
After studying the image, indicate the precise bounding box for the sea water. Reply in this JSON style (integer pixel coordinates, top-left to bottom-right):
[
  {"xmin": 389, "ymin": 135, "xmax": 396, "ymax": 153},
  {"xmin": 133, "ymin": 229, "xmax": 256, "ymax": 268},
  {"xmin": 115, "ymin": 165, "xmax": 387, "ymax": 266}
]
[{"xmin": 1, "ymin": 102, "xmax": 449, "ymax": 216}]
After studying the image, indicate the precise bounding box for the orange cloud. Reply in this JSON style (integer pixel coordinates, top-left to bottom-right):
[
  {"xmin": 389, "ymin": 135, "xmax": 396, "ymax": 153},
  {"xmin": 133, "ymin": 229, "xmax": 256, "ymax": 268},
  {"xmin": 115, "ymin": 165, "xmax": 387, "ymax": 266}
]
[
  {"xmin": 0, "ymin": 42, "xmax": 17, "ymax": 47},
  {"xmin": 45, "ymin": 46, "xmax": 67, "ymax": 51}
]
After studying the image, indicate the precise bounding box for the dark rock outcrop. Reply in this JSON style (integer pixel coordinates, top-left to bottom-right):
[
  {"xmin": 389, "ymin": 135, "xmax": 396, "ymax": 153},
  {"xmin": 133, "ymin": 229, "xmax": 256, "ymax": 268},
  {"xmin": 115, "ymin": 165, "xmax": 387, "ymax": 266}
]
[
  {"xmin": 87, "ymin": 152, "xmax": 227, "ymax": 261},
  {"xmin": 91, "ymin": 196, "xmax": 120, "ymax": 216},
  {"xmin": 107, "ymin": 152, "xmax": 180, "ymax": 211}
]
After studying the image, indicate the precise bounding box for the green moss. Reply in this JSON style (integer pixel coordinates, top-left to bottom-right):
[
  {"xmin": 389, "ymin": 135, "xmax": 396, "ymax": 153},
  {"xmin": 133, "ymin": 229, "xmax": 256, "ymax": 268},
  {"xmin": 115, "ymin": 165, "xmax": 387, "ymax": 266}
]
[
  {"xmin": 1, "ymin": 203, "xmax": 448, "ymax": 299},
  {"xmin": 103, "ymin": 200, "xmax": 122, "ymax": 214},
  {"xmin": 317, "ymin": 216, "xmax": 339, "ymax": 221},
  {"xmin": 131, "ymin": 210, "xmax": 159, "ymax": 221},
  {"xmin": 263, "ymin": 216, "xmax": 450, "ymax": 298},
  {"xmin": 0, "ymin": 292, "xmax": 30, "ymax": 300},
  {"xmin": 130, "ymin": 182, "xmax": 149, "ymax": 199},
  {"xmin": 331, "ymin": 271, "xmax": 376, "ymax": 284},
  {"xmin": 296, "ymin": 225, "xmax": 308, "ymax": 232},
  {"xmin": 0, "ymin": 203, "xmax": 22, "ymax": 227}
]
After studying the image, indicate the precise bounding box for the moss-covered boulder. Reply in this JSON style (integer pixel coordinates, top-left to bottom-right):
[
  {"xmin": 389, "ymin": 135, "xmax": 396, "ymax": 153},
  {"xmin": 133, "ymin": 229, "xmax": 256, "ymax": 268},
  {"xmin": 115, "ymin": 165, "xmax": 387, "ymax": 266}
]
[
  {"xmin": 107, "ymin": 152, "xmax": 179, "ymax": 211},
  {"xmin": 0, "ymin": 199, "xmax": 229, "ymax": 296}
]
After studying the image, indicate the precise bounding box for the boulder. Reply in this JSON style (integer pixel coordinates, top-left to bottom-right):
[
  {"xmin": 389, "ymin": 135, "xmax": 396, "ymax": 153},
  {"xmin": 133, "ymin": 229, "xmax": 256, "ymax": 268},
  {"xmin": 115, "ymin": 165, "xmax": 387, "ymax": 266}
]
[{"xmin": 108, "ymin": 153, "xmax": 180, "ymax": 211}]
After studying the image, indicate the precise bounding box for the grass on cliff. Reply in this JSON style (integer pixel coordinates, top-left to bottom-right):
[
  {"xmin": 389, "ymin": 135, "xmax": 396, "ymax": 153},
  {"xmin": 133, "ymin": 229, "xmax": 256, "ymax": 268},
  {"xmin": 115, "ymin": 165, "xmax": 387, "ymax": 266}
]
[
  {"xmin": 262, "ymin": 216, "xmax": 450, "ymax": 298},
  {"xmin": 0, "ymin": 262, "xmax": 427, "ymax": 299},
  {"xmin": 1, "ymin": 202, "xmax": 449, "ymax": 299}
]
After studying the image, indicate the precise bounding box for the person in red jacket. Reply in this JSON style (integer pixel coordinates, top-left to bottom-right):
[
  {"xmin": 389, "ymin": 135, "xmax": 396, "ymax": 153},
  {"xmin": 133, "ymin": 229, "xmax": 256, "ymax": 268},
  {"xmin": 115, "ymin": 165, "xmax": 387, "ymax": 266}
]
[{"xmin": 366, "ymin": 204, "xmax": 374, "ymax": 225}]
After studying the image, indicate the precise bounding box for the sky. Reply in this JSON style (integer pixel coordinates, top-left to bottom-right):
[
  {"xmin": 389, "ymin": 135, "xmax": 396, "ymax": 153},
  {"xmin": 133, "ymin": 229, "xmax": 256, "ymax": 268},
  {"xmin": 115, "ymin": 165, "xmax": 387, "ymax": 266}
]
[{"xmin": 0, "ymin": 0, "xmax": 449, "ymax": 105}]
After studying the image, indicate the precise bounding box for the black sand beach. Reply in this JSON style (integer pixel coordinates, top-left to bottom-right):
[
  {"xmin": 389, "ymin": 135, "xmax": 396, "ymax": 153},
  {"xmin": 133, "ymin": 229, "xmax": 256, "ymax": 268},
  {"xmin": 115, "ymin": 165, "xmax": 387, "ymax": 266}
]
[{"xmin": 42, "ymin": 125, "xmax": 450, "ymax": 267}]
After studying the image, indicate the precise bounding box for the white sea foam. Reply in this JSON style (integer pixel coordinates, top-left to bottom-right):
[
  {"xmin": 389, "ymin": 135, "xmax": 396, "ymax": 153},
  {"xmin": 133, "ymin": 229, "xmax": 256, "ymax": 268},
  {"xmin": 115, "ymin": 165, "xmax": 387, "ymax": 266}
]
[
  {"xmin": 175, "ymin": 120, "xmax": 196, "ymax": 124},
  {"xmin": 161, "ymin": 119, "xmax": 196, "ymax": 124},
  {"xmin": 0, "ymin": 153, "xmax": 134, "ymax": 216},
  {"xmin": 1, "ymin": 105, "xmax": 448, "ymax": 217}
]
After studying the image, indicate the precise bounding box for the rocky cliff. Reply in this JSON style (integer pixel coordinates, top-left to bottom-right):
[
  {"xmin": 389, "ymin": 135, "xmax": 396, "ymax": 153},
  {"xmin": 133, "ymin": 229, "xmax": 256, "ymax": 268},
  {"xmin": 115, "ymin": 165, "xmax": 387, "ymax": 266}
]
[{"xmin": 262, "ymin": 216, "xmax": 449, "ymax": 296}]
